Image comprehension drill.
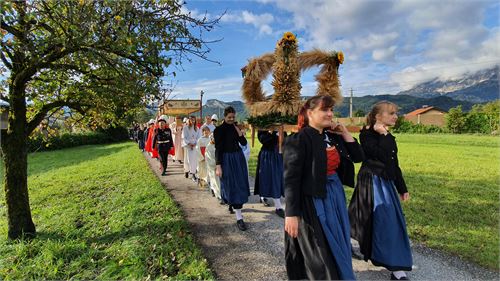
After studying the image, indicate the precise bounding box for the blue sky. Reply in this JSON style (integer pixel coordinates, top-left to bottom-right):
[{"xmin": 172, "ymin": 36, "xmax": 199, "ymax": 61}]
[{"xmin": 169, "ymin": 0, "xmax": 500, "ymax": 102}]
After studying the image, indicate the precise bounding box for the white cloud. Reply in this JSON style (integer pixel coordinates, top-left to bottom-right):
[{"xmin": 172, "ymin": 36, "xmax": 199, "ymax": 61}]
[
  {"xmin": 221, "ymin": 11, "xmax": 274, "ymax": 35},
  {"xmin": 372, "ymin": 46, "xmax": 397, "ymax": 61},
  {"xmin": 170, "ymin": 77, "xmax": 244, "ymax": 101},
  {"xmin": 259, "ymin": 0, "xmax": 498, "ymax": 93}
]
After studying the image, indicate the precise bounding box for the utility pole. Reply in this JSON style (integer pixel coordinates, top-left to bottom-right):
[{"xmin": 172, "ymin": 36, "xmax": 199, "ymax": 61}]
[
  {"xmin": 200, "ymin": 90, "xmax": 204, "ymax": 120},
  {"xmin": 349, "ymin": 88, "xmax": 353, "ymax": 118}
]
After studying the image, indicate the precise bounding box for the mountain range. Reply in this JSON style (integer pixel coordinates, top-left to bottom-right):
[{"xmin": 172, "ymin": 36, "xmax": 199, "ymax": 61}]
[
  {"xmin": 198, "ymin": 66, "xmax": 499, "ymax": 119},
  {"xmin": 396, "ymin": 66, "xmax": 499, "ymax": 103}
]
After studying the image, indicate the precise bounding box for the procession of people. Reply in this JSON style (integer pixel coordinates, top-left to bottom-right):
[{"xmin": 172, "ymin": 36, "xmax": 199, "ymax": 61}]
[{"xmin": 131, "ymin": 98, "xmax": 413, "ymax": 280}]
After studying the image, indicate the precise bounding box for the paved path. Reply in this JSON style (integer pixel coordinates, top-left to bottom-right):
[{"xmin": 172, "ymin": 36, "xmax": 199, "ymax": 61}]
[{"xmin": 145, "ymin": 154, "xmax": 498, "ymax": 280}]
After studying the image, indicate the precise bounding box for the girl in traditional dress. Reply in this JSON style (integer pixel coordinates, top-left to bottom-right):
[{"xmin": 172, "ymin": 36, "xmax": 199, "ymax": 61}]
[
  {"xmin": 214, "ymin": 106, "xmax": 250, "ymax": 231},
  {"xmin": 196, "ymin": 126, "xmax": 211, "ymax": 188},
  {"xmin": 284, "ymin": 95, "xmax": 364, "ymax": 280},
  {"xmin": 182, "ymin": 116, "xmax": 200, "ymax": 181},
  {"xmin": 348, "ymin": 101, "xmax": 412, "ymax": 280},
  {"xmin": 254, "ymin": 130, "xmax": 285, "ymax": 218}
]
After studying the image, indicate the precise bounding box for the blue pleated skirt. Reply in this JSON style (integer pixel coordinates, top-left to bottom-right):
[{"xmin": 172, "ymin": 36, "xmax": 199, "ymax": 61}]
[
  {"xmin": 313, "ymin": 173, "xmax": 356, "ymax": 280},
  {"xmin": 220, "ymin": 151, "xmax": 250, "ymax": 205},
  {"xmin": 371, "ymin": 175, "xmax": 413, "ymax": 271},
  {"xmin": 258, "ymin": 149, "xmax": 284, "ymax": 198}
]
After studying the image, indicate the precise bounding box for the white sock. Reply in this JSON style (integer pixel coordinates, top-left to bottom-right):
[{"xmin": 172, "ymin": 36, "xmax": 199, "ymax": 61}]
[
  {"xmin": 273, "ymin": 198, "xmax": 283, "ymax": 209},
  {"xmin": 235, "ymin": 209, "xmax": 243, "ymax": 220},
  {"xmin": 392, "ymin": 271, "xmax": 406, "ymax": 279}
]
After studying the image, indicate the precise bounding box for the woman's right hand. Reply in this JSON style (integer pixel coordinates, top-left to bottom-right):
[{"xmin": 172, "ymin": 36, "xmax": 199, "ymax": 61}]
[
  {"xmin": 373, "ymin": 122, "xmax": 388, "ymax": 135},
  {"xmin": 285, "ymin": 216, "xmax": 299, "ymax": 238},
  {"xmin": 216, "ymin": 165, "xmax": 222, "ymax": 177}
]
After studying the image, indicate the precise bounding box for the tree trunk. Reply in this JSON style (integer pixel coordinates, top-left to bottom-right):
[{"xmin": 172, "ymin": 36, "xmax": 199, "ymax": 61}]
[{"xmin": 1, "ymin": 83, "xmax": 36, "ymax": 239}]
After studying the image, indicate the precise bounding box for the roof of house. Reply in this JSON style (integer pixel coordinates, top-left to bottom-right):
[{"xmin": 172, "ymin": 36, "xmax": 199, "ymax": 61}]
[{"xmin": 406, "ymin": 106, "xmax": 446, "ymax": 116}]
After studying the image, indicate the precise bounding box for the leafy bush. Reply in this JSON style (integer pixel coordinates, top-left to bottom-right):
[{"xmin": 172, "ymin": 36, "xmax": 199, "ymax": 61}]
[
  {"xmin": 28, "ymin": 127, "xmax": 129, "ymax": 152},
  {"xmin": 393, "ymin": 117, "xmax": 447, "ymax": 134}
]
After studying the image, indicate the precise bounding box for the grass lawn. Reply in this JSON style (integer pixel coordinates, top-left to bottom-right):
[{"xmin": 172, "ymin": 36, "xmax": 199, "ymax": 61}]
[
  {"xmin": 0, "ymin": 142, "xmax": 213, "ymax": 280},
  {"xmin": 248, "ymin": 132, "xmax": 499, "ymax": 270}
]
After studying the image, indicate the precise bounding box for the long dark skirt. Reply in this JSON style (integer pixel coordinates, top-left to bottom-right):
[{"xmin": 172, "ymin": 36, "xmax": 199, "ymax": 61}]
[
  {"xmin": 349, "ymin": 170, "xmax": 412, "ymax": 271},
  {"xmin": 285, "ymin": 173, "xmax": 355, "ymax": 280},
  {"xmin": 220, "ymin": 151, "xmax": 250, "ymax": 206},
  {"xmin": 312, "ymin": 173, "xmax": 355, "ymax": 280},
  {"xmin": 256, "ymin": 149, "xmax": 284, "ymax": 198},
  {"xmin": 370, "ymin": 175, "xmax": 412, "ymax": 271},
  {"xmin": 138, "ymin": 139, "xmax": 145, "ymax": 150},
  {"xmin": 285, "ymin": 195, "xmax": 340, "ymax": 280}
]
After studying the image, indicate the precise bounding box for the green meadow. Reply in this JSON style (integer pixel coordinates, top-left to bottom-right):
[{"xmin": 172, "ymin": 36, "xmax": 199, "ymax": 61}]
[
  {"xmin": 0, "ymin": 142, "xmax": 213, "ymax": 280},
  {"xmin": 248, "ymin": 133, "xmax": 499, "ymax": 270},
  {"xmin": 0, "ymin": 133, "xmax": 497, "ymax": 279}
]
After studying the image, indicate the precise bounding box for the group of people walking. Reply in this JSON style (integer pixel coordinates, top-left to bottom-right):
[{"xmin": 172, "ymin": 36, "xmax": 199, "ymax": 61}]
[
  {"xmin": 133, "ymin": 107, "xmax": 278, "ymax": 231},
  {"xmin": 283, "ymin": 96, "xmax": 412, "ymax": 280},
  {"xmin": 132, "ymin": 96, "xmax": 413, "ymax": 280}
]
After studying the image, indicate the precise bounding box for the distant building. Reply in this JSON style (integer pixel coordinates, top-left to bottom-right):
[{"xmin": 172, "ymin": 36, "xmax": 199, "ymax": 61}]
[{"xmin": 405, "ymin": 106, "xmax": 447, "ymax": 127}]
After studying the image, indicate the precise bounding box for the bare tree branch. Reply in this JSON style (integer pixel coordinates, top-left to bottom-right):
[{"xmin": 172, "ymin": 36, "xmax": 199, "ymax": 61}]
[
  {"xmin": 0, "ymin": 50, "xmax": 12, "ymax": 69},
  {"xmin": 27, "ymin": 99, "xmax": 88, "ymax": 135},
  {"xmin": 0, "ymin": 21, "xmax": 23, "ymax": 39}
]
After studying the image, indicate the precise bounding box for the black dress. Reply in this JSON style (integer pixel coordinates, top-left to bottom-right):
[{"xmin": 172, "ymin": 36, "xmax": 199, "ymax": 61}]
[
  {"xmin": 348, "ymin": 127, "xmax": 412, "ymax": 270},
  {"xmin": 254, "ymin": 131, "xmax": 285, "ymax": 198},
  {"xmin": 284, "ymin": 126, "xmax": 364, "ymax": 280}
]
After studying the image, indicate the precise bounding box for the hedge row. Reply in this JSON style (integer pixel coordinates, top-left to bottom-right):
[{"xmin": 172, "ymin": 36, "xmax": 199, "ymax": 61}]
[
  {"xmin": 392, "ymin": 118, "xmax": 447, "ymax": 134},
  {"xmin": 28, "ymin": 127, "xmax": 129, "ymax": 153}
]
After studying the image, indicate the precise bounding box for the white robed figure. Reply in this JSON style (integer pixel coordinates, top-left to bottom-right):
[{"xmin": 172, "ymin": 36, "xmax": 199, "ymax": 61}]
[
  {"xmin": 196, "ymin": 126, "xmax": 211, "ymax": 187},
  {"xmin": 205, "ymin": 134, "xmax": 221, "ymax": 200},
  {"xmin": 171, "ymin": 119, "xmax": 184, "ymax": 162},
  {"xmin": 182, "ymin": 116, "xmax": 200, "ymax": 181}
]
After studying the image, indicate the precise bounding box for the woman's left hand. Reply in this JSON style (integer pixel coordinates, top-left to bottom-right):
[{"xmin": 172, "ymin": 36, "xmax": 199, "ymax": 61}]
[
  {"xmin": 234, "ymin": 124, "xmax": 243, "ymax": 137},
  {"xmin": 400, "ymin": 192, "xmax": 410, "ymax": 202}
]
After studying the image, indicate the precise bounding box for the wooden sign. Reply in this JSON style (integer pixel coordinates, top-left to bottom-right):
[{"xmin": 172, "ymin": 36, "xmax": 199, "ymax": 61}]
[{"xmin": 161, "ymin": 100, "xmax": 201, "ymax": 116}]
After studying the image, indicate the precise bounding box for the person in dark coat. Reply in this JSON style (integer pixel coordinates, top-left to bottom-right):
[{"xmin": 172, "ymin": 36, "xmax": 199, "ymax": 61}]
[
  {"xmin": 152, "ymin": 115, "xmax": 174, "ymax": 176},
  {"xmin": 284, "ymin": 95, "xmax": 364, "ymax": 280},
  {"xmin": 137, "ymin": 125, "xmax": 145, "ymax": 151},
  {"xmin": 348, "ymin": 101, "xmax": 413, "ymax": 281},
  {"xmin": 254, "ymin": 130, "xmax": 285, "ymax": 218},
  {"xmin": 214, "ymin": 106, "xmax": 250, "ymax": 231}
]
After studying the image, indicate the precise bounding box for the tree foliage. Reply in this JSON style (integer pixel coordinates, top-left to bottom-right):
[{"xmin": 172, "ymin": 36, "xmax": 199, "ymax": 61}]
[
  {"xmin": 1, "ymin": 0, "xmax": 220, "ymax": 129},
  {"xmin": 353, "ymin": 109, "xmax": 365, "ymax": 117},
  {"xmin": 0, "ymin": 0, "xmax": 221, "ymax": 239},
  {"xmin": 445, "ymin": 101, "xmax": 499, "ymax": 134}
]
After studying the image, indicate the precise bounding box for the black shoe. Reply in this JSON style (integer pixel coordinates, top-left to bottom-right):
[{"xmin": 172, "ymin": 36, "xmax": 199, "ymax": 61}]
[
  {"xmin": 236, "ymin": 219, "xmax": 247, "ymax": 231},
  {"xmin": 228, "ymin": 205, "xmax": 234, "ymax": 214},
  {"xmin": 161, "ymin": 171, "xmax": 167, "ymax": 176},
  {"xmin": 260, "ymin": 198, "xmax": 271, "ymax": 207},
  {"xmin": 275, "ymin": 208, "xmax": 285, "ymax": 218},
  {"xmin": 211, "ymin": 190, "xmax": 215, "ymax": 197},
  {"xmin": 390, "ymin": 273, "xmax": 409, "ymax": 280},
  {"xmin": 185, "ymin": 172, "xmax": 189, "ymax": 178}
]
